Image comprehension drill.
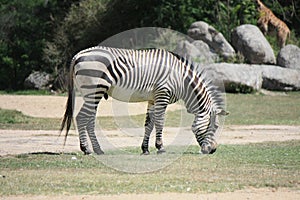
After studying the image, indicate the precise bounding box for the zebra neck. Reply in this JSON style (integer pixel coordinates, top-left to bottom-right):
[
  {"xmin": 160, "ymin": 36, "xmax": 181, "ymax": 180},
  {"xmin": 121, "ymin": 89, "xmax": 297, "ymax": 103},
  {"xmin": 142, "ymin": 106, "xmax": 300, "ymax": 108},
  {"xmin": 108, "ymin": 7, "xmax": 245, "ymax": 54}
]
[{"xmin": 178, "ymin": 69, "xmax": 209, "ymax": 115}]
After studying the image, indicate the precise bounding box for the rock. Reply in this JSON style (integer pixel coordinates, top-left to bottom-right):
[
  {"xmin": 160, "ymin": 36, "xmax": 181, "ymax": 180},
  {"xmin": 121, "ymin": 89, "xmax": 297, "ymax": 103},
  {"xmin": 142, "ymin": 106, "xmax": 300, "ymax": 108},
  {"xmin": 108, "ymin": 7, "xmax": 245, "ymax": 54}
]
[
  {"xmin": 187, "ymin": 21, "xmax": 235, "ymax": 59},
  {"xmin": 24, "ymin": 71, "xmax": 52, "ymax": 90},
  {"xmin": 204, "ymin": 63, "xmax": 300, "ymax": 92},
  {"xmin": 260, "ymin": 65, "xmax": 300, "ymax": 91},
  {"xmin": 231, "ymin": 24, "xmax": 276, "ymax": 64},
  {"xmin": 277, "ymin": 44, "xmax": 300, "ymax": 70},
  {"xmin": 175, "ymin": 40, "xmax": 218, "ymax": 64},
  {"xmin": 205, "ymin": 63, "xmax": 262, "ymax": 93}
]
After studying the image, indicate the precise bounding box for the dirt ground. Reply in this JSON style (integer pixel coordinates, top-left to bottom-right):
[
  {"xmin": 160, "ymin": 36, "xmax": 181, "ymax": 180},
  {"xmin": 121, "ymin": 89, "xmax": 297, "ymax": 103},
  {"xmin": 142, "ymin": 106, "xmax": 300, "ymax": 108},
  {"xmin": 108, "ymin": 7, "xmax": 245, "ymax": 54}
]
[
  {"xmin": 0, "ymin": 95, "xmax": 299, "ymax": 199},
  {"xmin": 0, "ymin": 95, "xmax": 182, "ymax": 118},
  {"xmin": 1, "ymin": 125, "xmax": 300, "ymax": 156},
  {"xmin": 2, "ymin": 188, "xmax": 300, "ymax": 200}
]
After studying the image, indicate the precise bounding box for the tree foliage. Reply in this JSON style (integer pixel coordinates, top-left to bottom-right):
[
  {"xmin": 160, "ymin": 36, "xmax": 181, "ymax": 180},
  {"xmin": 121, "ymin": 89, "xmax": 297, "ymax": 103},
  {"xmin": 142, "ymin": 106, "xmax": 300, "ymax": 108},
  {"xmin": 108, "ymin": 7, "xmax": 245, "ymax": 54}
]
[
  {"xmin": 0, "ymin": 0, "xmax": 78, "ymax": 90},
  {"xmin": 0, "ymin": 0, "xmax": 299, "ymax": 90}
]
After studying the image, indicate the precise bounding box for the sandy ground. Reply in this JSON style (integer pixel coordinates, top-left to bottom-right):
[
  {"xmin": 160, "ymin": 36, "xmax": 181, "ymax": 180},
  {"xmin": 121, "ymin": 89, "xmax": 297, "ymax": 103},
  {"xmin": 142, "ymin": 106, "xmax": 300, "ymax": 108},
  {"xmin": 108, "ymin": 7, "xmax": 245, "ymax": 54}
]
[
  {"xmin": 0, "ymin": 95, "xmax": 183, "ymax": 118},
  {"xmin": 0, "ymin": 95, "xmax": 299, "ymax": 199},
  {"xmin": 2, "ymin": 188, "xmax": 300, "ymax": 200},
  {"xmin": 0, "ymin": 125, "xmax": 299, "ymax": 156}
]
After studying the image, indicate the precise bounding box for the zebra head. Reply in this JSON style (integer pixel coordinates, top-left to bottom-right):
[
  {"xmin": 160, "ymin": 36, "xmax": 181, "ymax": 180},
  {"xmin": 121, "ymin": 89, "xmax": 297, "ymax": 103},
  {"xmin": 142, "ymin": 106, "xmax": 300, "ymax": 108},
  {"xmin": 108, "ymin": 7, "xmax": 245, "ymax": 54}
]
[
  {"xmin": 178, "ymin": 60, "xmax": 228, "ymax": 154},
  {"xmin": 192, "ymin": 106, "xmax": 228, "ymax": 154}
]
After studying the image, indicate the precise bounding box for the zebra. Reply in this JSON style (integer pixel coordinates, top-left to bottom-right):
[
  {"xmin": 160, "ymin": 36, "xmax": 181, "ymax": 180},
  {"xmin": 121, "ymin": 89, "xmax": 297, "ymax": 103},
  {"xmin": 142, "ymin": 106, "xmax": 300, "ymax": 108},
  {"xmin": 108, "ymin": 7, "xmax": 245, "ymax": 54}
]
[{"xmin": 60, "ymin": 46, "xmax": 228, "ymax": 155}]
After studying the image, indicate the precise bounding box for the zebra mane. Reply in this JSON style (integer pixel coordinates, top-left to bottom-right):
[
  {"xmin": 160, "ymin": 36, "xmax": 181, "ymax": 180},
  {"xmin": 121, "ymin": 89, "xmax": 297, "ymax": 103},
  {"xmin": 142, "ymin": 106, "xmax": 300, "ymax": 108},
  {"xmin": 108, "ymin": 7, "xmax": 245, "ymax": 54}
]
[
  {"xmin": 196, "ymin": 67, "xmax": 226, "ymax": 115},
  {"xmin": 169, "ymin": 50, "xmax": 227, "ymax": 116}
]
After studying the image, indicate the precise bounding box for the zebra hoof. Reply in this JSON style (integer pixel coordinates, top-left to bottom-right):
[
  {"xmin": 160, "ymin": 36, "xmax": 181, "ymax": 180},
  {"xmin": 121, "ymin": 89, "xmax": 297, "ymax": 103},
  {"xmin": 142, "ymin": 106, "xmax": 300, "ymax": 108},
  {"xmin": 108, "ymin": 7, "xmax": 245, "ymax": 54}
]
[
  {"xmin": 94, "ymin": 149, "xmax": 105, "ymax": 155},
  {"xmin": 141, "ymin": 151, "xmax": 150, "ymax": 155},
  {"xmin": 81, "ymin": 146, "xmax": 92, "ymax": 155},
  {"xmin": 83, "ymin": 150, "xmax": 92, "ymax": 155},
  {"xmin": 157, "ymin": 148, "xmax": 166, "ymax": 154}
]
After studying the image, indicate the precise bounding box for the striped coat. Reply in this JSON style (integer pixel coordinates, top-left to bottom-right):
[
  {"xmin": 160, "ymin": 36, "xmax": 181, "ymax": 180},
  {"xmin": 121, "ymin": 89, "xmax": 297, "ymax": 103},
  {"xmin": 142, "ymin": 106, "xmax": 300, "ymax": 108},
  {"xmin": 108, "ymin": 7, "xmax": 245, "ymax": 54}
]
[{"xmin": 60, "ymin": 46, "xmax": 227, "ymax": 155}]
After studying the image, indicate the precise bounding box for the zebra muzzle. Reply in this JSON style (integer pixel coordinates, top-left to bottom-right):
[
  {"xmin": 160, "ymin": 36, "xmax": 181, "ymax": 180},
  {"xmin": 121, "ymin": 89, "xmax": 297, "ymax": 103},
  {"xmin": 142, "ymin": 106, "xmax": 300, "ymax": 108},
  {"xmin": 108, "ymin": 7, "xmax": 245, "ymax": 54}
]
[{"xmin": 200, "ymin": 143, "xmax": 216, "ymax": 154}]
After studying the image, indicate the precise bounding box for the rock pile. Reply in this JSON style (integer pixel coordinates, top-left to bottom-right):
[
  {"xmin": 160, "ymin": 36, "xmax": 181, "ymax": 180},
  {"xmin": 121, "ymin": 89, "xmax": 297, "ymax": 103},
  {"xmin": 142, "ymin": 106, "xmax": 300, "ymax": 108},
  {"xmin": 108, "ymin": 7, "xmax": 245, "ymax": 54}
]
[
  {"xmin": 205, "ymin": 63, "xmax": 300, "ymax": 92},
  {"xmin": 177, "ymin": 21, "xmax": 300, "ymax": 92},
  {"xmin": 24, "ymin": 21, "xmax": 300, "ymax": 93}
]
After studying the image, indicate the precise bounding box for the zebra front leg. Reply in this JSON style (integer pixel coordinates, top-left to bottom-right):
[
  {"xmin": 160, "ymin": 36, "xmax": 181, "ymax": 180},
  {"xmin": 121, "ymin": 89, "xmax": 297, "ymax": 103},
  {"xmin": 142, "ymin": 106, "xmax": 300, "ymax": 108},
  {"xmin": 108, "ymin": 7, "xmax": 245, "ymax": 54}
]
[
  {"xmin": 141, "ymin": 102, "xmax": 155, "ymax": 155},
  {"xmin": 153, "ymin": 96, "xmax": 169, "ymax": 154}
]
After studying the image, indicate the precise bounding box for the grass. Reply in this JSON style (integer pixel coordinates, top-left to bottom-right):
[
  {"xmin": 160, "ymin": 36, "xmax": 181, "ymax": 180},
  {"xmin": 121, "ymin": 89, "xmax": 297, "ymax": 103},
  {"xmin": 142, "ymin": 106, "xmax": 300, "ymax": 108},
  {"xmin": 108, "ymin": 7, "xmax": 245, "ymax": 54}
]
[
  {"xmin": 0, "ymin": 90, "xmax": 56, "ymax": 96},
  {"xmin": 0, "ymin": 141, "xmax": 299, "ymax": 195},
  {"xmin": 0, "ymin": 109, "xmax": 62, "ymax": 130},
  {"xmin": 1, "ymin": 92, "xmax": 300, "ymax": 130},
  {"xmin": 97, "ymin": 108, "xmax": 193, "ymax": 130},
  {"xmin": 0, "ymin": 93, "xmax": 299, "ymax": 195},
  {"xmin": 225, "ymin": 92, "xmax": 300, "ymax": 125}
]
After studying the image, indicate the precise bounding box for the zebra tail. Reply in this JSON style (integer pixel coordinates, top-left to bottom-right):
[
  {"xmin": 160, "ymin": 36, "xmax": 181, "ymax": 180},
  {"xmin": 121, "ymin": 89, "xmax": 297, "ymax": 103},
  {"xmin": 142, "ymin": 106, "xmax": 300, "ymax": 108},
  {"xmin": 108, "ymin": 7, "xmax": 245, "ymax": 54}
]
[{"xmin": 60, "ymin": 61, "xmax": 75, "ymax": 146}]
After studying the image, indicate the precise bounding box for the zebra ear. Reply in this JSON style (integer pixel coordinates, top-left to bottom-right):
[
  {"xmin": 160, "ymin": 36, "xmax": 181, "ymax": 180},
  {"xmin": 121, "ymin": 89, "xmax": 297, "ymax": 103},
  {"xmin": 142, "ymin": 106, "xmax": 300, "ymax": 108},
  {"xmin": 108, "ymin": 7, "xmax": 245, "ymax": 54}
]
[{"xmin": 216, "ymin": 109, "xmax": 229, "ymax": 116}]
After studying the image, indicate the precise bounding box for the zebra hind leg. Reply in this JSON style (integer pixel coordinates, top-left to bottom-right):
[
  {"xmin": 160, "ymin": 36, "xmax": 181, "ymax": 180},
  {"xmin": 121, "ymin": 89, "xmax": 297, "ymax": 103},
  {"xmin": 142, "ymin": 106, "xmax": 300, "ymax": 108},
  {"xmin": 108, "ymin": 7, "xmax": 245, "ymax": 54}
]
[
  {"xmin": 76, "ymin": 106, "xmax": 93, "ymax": 155},
  {"xmin": 76, "ymin": 102, "xmax": 104, "ymax": 155},
  {"xmin": 86, "ymin": 114, "xmax": 104, "ymax": 155},
  {"xmin": 141, "ymin": 102, "xmax": 155, "ymax": 155}
]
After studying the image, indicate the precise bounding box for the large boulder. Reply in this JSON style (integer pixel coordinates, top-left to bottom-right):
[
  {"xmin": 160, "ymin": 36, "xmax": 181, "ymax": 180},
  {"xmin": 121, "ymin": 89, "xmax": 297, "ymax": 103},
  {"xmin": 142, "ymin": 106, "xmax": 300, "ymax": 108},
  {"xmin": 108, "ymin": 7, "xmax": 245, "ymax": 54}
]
[
  {"xmin": 204, "ymin": 63, "xmax": 300, "ymax": 92},
  {"xmin": 187, "ymin": 21, "xmax": 235, "ymax": 59},
  {"xmin": 231, "ymin": 24, "xmax": 276, "ymax": 64},
  {"xmin": 175, "ymin": 40, "xmax": 218, "ymax": 64},
  {"xmin": 277, "ymin": 44, "xmax": 300, "ymax": 70},
  {"xmin": 205, "ymin": 63, "xmax": 262, "ymax": 93},
  {"xmin": 24, "ymin": 71, "xmax": 52, "ymax": 90},
  {"xmin": 260, "ymin": 65, "xmax": 300, "ymax": 91}
]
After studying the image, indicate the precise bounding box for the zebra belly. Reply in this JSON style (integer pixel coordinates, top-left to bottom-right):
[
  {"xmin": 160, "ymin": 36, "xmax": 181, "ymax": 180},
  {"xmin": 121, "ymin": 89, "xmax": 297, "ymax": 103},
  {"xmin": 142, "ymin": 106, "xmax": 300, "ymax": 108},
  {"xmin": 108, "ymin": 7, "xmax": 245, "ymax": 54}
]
[{"xmin": 107, "ymin": 86, "xmax": 154, "ymax": 102}]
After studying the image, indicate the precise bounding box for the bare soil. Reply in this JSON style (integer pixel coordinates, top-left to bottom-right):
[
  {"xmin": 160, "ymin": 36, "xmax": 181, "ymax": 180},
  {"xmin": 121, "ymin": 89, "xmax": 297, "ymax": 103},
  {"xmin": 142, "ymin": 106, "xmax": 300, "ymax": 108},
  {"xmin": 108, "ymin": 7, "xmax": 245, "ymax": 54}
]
[
  {"xmin": 0, "ymin": 95, "xmax": 299, "ymax": 199},
  {"xmin": 0, "ymin": 95, "xmax": 182, "ymax": 118},
  {"xmin": 2, "ymin": 188, "xmax": 300, "ymax": 200},
  {"xmin": 1, "ymin": 125, "xmax": 300, "ymax": 156}
]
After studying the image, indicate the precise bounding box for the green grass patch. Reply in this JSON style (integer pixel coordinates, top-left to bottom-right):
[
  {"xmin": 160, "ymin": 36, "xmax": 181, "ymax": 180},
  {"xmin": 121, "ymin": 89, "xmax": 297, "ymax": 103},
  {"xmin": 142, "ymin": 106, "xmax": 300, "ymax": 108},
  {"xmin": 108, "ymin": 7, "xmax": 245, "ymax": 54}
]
[
  {"xmin": 0, "ymin": 141, "xmax": 299, "ymax": 195},
  {"xmin": 0, "ymin": 92, "xmax": 300, "ymax": 130},
  {"xmin": 0, "ymin": 108, "xmax": 62, "ymax": 130},
  {"xmin": 225, "ymin": 92, "xmax": 300, "ymax": 125},
  {"xmin": 0, "ymin": 109, "xmax": 30, "ymax": 124},
  {"xmin": 0, "ymin": 90, "xmax": 56, "ymax": 96},
  {"xmin": 97, "ymin": 109, "xmax": 193, "ymax": 130}
]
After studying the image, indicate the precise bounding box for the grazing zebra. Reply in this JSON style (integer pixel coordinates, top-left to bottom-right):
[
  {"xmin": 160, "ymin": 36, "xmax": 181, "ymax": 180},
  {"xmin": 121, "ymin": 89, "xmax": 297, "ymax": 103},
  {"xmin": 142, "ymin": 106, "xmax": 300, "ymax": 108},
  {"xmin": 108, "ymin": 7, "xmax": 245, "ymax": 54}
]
[{"xmin": 60, "ymin": 46, "xmax": 227, "ymax": 155}]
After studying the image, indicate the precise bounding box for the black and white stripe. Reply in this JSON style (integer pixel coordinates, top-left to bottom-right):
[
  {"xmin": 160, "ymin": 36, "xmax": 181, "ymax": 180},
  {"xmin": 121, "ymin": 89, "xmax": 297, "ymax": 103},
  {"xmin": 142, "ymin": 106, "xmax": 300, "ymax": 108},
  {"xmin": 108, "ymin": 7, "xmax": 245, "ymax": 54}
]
[{"xmin": 60, "ymin": 46, "xmax": 227, "ymax": 155}]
